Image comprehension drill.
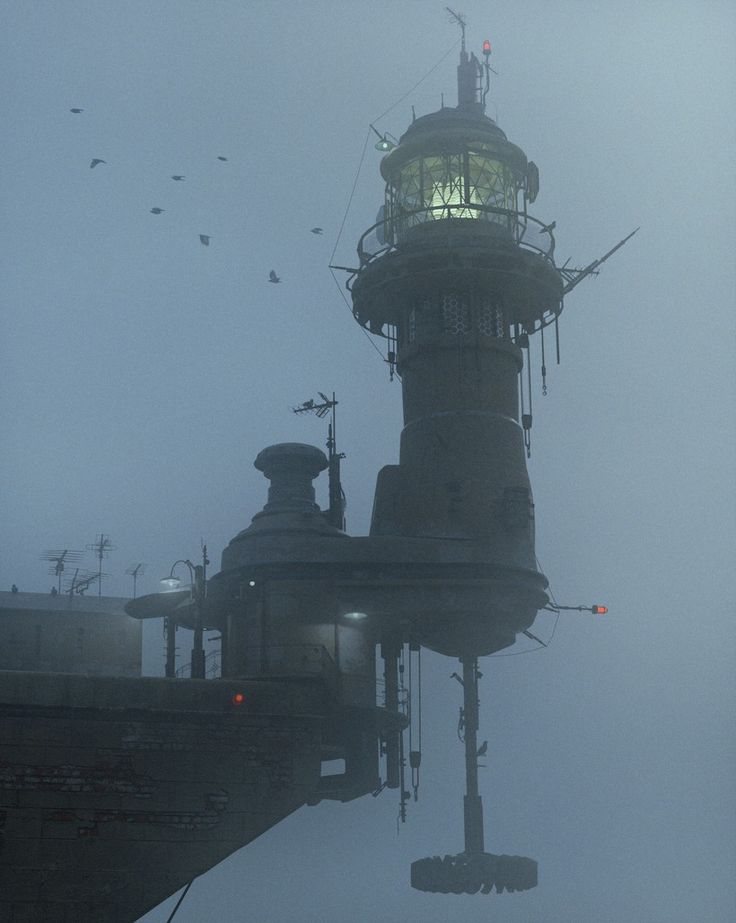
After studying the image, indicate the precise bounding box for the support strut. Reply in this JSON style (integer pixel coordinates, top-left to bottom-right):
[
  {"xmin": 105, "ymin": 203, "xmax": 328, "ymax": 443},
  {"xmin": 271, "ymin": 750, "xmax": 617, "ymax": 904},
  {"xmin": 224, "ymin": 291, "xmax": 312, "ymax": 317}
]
[
  {"xmin": 461, "ymin": 655, "xmax": 484, "ymax": 855},
  {"xmin": 410, "ymin": 655, "xmax": 538, "ymax": 895}
]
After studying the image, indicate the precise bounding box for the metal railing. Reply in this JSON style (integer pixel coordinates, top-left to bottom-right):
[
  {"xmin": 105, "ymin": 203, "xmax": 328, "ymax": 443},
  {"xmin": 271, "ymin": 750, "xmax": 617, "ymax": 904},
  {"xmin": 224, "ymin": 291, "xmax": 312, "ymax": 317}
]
[{"xmin": 354, "ymin": 202, "xmax": 558, "ymax": 275}]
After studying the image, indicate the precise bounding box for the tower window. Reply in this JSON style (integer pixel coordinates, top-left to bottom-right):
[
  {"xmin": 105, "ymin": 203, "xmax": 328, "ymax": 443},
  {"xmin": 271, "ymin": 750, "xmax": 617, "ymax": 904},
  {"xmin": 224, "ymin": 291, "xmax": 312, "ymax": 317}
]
[{"xmin": 442, "ymin": 293, "xmax": 471, "ymax": 335}]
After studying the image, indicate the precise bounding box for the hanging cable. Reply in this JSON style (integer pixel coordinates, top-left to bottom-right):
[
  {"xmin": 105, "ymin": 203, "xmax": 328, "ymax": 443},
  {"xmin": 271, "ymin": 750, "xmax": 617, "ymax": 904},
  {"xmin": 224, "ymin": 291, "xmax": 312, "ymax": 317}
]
[
  {"xmin": 409, "ymin": 643, "xmax": 421, "ymax": 802},
  {"xmin": 328, "ymin": 42, "xmax": 461, "ymax": 379},
  {"xmin": 371, "ymin": 39, "xmax": 461, "ymax": 125},
  {"xmin": 328, "ymin": 128, "xmax": 401, "ymax": 377},
  {"xmin": 488, "ymin": 554, "xmax": 561, "ymax": 657},
  {"xmin": 541, "ymin": 324, "xmax": 548, "ymax": 395}
]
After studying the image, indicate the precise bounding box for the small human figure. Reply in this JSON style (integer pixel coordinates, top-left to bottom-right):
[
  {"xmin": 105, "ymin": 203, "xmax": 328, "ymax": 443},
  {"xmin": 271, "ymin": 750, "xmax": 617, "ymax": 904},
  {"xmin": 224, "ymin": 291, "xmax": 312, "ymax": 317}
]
[
  {"xmin": 11, "ymin": 584, "xmax": 18, "ymax": 593},
  {"xmin": 51, "ymin": 586, "xmax": 58, "ymax": 596}
]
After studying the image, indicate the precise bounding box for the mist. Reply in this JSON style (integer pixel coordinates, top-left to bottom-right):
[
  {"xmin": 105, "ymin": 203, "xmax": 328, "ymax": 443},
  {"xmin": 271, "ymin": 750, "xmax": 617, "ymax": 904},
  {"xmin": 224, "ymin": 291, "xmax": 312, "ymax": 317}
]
[{"xmin": 2, "ymin": 2, "xmax": 734, "ymax": 921}]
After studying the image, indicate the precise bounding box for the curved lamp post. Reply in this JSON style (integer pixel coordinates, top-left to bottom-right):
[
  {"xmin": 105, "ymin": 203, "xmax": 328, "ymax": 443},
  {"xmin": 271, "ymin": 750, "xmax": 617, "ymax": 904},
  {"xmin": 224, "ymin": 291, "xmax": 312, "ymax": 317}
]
[{"xmin": 160, "ymin": 548, "xmax": 208, "ymax": 679}]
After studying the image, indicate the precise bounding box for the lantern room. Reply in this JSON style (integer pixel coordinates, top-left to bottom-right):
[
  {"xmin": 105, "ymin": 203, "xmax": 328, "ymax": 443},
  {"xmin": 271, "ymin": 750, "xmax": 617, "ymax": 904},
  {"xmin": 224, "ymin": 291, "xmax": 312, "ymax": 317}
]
[{"xmin": 380, "ymin": 106, "xmax": 530, "ymax": 245}]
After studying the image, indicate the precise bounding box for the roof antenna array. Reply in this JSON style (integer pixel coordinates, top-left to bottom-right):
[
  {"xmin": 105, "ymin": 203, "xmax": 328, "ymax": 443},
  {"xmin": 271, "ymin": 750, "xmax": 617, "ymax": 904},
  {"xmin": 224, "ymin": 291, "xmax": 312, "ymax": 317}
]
[
  {"xmin": 41, "ymin": 549, "xmax": 84, "ymax": 594},
  {"xmin": 86, "ymin": 533, "xmax": 116, "ymax": 597}
]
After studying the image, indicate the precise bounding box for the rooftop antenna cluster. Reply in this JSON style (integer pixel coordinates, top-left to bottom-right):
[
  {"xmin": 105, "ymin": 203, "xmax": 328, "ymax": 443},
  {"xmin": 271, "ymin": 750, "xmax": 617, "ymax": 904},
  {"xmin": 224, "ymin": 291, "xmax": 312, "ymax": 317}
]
[
  {"xmin": 40, "ymin": 549, "xmax": 84, "ymax": 594},
  {"xmin": 85, "ymin": 533, "xmax": 116, "ymax": 596}
]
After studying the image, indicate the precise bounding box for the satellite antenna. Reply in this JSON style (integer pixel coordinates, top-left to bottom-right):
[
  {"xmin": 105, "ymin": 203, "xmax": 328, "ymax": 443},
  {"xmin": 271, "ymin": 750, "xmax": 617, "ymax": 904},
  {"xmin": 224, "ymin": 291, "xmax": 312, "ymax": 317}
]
[
  {"xmin": 41, "ymin": 549, "xmax": 84, "ymax": 593},
  {"xmin": 85, "ymin": 533, "xmax": 116, "ymax": 596},
  {"xmin": 125, "ymin": 563, "xmax": 145, "ymax": 599},
  {"xmin": 293, "ymin": 392, "xmax": 346, "ymax": 530}
]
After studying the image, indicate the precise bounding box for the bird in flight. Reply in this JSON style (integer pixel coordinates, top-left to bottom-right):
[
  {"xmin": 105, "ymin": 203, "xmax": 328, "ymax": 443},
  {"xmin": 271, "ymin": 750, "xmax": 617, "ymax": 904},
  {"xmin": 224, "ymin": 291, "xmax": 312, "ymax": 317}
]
[
  {"xmin": 310, "ymin": 227, "xmax": 323, "ymax": 235},
  {"xmin": 150, "ymin": 207, "xmax": 164, "ymax": 215},
  {"xmin": 199, "ymin": 235, "xmax": 210, "ymax": 246},
  {"xmin": 171, "ymin": 175, "xmax": 185, "ymax": 181},
  {"xmin": 90, "ymin": 159, "xmax": 106, "ymax": 169},
  {"xmin": 70, "ymin": 108, "xmax": 84, "ymax": 114},
  {"xmin": 217, "ymin": 156, "xmax": 228, "ymax": 161},
  {"xmin": 268, "ymin": 270, "xmax": 281, "ymax": 283}
]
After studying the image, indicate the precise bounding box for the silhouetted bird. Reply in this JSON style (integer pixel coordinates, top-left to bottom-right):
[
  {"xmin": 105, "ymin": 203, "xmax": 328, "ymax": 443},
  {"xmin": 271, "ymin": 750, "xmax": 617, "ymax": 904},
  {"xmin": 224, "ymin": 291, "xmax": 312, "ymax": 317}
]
[
  {"xmin": 217, "ymin": 156, "xmax": 228, "ymax": 161},
  {"xmin": 90, "ymin": 159, "xmax": 106, "ymax": 169},
  {"xmin": 199, "ymin": 235, "xmax": 210, "ymax": 246},
  {"xmin": 171, "ymin": 175, "xmax": 185, "ymax": 181},
  {"xmin": 450, "ymin": 671, "xmax": 464, "ymax": 686},
  {"xmin": 70, "ymin": 108, "xmax": 84, "ymax": 113},
  {"xmin": 310, "ymin": 227, "xmax": 324, "ymax": 234},
  {"xmin": 150, "ymin": 207, "xmax": 164, "ymax": 215},
  {"xmin": 477, "ymin": 741, "xmax": 488, "ymax": 757},
  {"xmin": 268, "ymin": 270, "xmax": 281, "ymax": 283}
]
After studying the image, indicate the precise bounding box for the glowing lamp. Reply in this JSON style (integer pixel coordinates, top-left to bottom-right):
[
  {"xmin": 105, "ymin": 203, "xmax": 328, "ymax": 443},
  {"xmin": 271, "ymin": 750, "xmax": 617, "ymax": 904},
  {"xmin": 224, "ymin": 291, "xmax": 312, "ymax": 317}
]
[
  {"xmin": 159, "ymin": 577, "xmax": 183, "ymax": 593},
  {"xmin": 592, "ymin": 605, "xmax": 608, "ymax": 615},
  {"xmin": 482, "ymin": 39, "xmax": 491, "ymax": 56},
  {"xmin": 343, "ymin": 611, "xmax": 368, "ymax": 621},
  {"xmin": 231, "ymin": 692, "xmax": 246, "ymax": 705}
]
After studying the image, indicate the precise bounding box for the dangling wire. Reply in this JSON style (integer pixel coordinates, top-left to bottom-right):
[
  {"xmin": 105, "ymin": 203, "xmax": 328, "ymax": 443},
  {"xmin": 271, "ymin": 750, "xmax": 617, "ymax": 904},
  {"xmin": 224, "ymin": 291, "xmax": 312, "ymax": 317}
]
[
  {"xmin": 408, "ymin": 645, "xmax": 422, "ymax": 801},
  {"xmin": 489, "ymin": 553, "xmax": 561, "ymax": 658},
  {"xmin": 371, "ymin": 39, "xmax": 461, "ymax": 125},
  {"xmin": 541, "ymin": 324, "xmax": 548, "ymax": 395},
  {"xmin": 555, "ymin": 312, "xmax": 561, "ymax": 365}
]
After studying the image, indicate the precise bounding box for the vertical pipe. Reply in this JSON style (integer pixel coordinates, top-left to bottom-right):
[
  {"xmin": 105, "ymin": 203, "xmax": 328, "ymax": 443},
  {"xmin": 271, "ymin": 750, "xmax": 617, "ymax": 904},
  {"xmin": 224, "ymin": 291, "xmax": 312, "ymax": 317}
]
[
  {"xmin": 165, "ymin": 618, "xmax": 176, "ymax": 678},
  {"xmin": 461, "ymin": 655, "xmax": 484, "ymax": 854},
  {"xmin": 382, "ymin": 640, "xmax": 401, "ymax": 789}
]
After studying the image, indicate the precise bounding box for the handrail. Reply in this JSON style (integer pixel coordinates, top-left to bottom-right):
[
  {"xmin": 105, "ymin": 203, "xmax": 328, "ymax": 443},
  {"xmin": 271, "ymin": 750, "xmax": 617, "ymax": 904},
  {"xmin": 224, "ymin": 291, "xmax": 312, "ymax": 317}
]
[{"xmin": 355, "ymin": 203, "xmax": 558, "ymax": 272}]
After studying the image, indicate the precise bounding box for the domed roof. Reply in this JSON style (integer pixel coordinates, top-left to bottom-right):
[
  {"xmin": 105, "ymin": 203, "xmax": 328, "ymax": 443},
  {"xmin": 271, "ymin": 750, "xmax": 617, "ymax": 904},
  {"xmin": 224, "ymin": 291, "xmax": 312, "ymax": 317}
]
[
  {"xmin": 380, "ymin": 105, "xmax": 528, "ymax": 180},
  {"xmin": 399, "ymin": 105, "xmax": 508, "ymax": 145}
]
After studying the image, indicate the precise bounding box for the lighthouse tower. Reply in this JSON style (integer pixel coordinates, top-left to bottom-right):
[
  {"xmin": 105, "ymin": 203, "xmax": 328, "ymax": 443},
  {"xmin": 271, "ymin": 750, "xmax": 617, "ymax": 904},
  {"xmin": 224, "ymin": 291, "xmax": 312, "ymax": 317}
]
[{"xmin": 349, "ymin": 33, "xmax": 564, "ymax": 893}]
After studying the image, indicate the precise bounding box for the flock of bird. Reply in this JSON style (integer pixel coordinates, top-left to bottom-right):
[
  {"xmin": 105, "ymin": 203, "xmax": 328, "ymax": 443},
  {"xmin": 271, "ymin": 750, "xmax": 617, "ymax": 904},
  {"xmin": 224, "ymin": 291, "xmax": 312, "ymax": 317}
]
[{"xmin": 70, "ymin": 108, "xmax": 325, "ymax": 284}]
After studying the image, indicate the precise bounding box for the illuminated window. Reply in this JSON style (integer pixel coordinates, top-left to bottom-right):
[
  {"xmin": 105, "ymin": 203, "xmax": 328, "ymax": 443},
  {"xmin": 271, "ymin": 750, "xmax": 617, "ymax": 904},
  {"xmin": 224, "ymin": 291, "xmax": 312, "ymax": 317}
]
[{"xmin": 390, "ymin": 146, "xmax": 518, "ymax": 238}]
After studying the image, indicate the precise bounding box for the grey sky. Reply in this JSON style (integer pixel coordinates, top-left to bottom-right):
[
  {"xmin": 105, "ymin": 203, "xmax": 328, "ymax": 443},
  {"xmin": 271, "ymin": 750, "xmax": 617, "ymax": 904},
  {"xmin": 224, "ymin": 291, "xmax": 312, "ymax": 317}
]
[{"xmin": 2, "ymin": 2, "xmax": 735, "ymax": 921}]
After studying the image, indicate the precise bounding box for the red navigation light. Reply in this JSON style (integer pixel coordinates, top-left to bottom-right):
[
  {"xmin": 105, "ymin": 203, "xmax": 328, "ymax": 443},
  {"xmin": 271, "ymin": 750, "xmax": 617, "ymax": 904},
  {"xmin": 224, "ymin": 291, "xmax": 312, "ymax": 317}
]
[
  {"xmin": 231, "ymin": 692, "xmax": 246, "ymax": 705},
  {"xmin": 592, "ymin": 605, "xmax": 608, "ymax": 615},
  {"xmin": 482, "ymin": 39, "xmax": 492, "ymax": 56}
]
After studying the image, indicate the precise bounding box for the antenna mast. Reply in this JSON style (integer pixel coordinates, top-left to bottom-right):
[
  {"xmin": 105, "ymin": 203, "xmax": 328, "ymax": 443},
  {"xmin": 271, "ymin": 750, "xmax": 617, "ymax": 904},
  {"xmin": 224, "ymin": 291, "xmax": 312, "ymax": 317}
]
[
  {"xmin": 86, "ymin": 533, "xmax": 116, "ymax": 596},
  {"xmin": 41, "ymin": 548, "xmax": 84, "ymax": 594},
  {"xmin": 125, "ymin": 563, "xmax": 145, "ymax": 599},
  {"xmin": 446, "ymin": 7, "xmax": 467, "ymax": 54},
  {"xmin": 293, "ymin": 392, "xmax": 346, "ymax": 530}
]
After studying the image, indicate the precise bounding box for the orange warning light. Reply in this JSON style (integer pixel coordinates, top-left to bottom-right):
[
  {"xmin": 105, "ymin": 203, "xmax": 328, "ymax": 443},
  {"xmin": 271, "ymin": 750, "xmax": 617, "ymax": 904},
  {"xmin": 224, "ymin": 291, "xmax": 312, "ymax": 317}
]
[
  {"xmin": 592, "ymin": 605, "xmax": 608, "ymax": 615},
  {"xmin": 482, "ymin": 40, "xmax": 492, "ymax": 56},
  {"xmin": 231, "ymin": 692, "xmax": 246, "ymax": 705}
]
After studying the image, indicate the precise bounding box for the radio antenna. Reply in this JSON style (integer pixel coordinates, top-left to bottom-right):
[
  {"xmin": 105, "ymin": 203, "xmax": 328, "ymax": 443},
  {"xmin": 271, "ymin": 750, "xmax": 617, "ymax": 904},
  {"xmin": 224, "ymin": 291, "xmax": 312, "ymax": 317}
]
[
  {"xmin": 125, "ymin": 563, "xmax": 146, "ymax": 599},
  {"xmin": 293, "ymin": 392, "xmax": 346, "ymax": 530},
  {"xmin": 41, "ymin": 548, "xmax": 84, "ymax": 594},
  {"xmin": 86, "ymin": 533, "xmax": 116, "ymax": 596}
]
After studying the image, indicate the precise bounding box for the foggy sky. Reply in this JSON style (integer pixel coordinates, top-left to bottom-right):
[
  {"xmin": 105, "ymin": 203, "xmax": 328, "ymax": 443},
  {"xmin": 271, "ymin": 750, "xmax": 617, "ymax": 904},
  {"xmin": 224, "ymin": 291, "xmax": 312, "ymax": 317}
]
[{"xmin": 2, "ymin": 2, "xmax": 735, "ymax": 921}]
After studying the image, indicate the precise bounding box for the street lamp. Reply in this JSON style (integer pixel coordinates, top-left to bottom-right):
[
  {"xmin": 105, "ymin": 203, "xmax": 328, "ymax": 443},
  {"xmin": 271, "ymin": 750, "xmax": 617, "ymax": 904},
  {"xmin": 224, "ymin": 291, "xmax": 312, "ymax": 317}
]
[{"xmin": 161, "ymin": 547, "xmax": 208, "ymax": 679}]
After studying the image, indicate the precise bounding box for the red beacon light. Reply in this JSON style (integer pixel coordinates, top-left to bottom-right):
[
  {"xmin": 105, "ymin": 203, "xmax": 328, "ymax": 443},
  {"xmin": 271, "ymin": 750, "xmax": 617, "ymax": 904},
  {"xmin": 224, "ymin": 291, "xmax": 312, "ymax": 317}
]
[
  {"xmin": 591, "ymin": 605, "xmax": 608, "ymax": 615},
  {"xmin": 231, "ymin": 692, "xmax": 246, "ymax": 706},
  {"xmin": 482, "ymin": 39, "xmax": 492, "ymax": 56}
]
